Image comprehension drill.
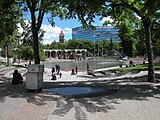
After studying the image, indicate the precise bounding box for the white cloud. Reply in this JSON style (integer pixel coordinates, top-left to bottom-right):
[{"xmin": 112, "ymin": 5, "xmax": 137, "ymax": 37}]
[
  {"xmin": 41, "ymin": 25, "xmax": 72, "ymax": 44},
  {"xmin": 42, "ymin": 39, "xmax": 56, "ymax": 45},
  {"xmin": 17, "ymin": 23, "xmax": 23, "ymax": 34},
  {"xmin": 17, "ymin": 20, "xmax": 31, "ymax": 34},
  {"xmin": 100, "ymin": 16, "xmax": 114, "ymax": 26},
  {"xmin": 41, "ymin": 24, "xmax": 62, "ymax": 40},
  {"xmin": 41, "ymin": 24, "xmax": 73, "ymax": 44},
  {"xmin": 18, "ymin": 21, "xmax": 72, "ymax": 44},
  {"xmin": 64, "ymin": 27, "xmax": 72, "ymax": 34}
]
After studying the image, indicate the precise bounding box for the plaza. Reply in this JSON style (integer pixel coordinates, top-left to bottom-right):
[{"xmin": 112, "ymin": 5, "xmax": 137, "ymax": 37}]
[
  {"xmin": 0, "ymin": 1, "xmax": 160, "ymax": 120},
  {"xmin": 0, "ymin": 62, "xmax": 160, "ymax": 120}
]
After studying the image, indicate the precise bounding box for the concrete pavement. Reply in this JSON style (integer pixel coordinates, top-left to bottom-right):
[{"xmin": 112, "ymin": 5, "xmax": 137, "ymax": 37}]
[{"xmin": 0, "ymin": 65, "xmax": 160, "ymax": 120}]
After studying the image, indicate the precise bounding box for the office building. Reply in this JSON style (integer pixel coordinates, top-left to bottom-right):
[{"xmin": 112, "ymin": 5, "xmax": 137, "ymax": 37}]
[{"xmin": 72, "ymin": 26, "xmax": 119, "ymax": 42}]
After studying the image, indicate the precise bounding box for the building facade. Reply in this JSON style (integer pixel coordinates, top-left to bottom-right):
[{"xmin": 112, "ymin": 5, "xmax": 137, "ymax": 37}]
[
  {"xmin": 72, "ymin": 26, "xmax": 119, "ymax": 42},
  {"xmin": 59, "ymin": 30, "xmax": 65, "ymax": 43}
]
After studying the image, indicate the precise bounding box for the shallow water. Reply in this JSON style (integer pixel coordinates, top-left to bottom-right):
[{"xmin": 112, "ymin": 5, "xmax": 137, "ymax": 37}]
[
  {"xmin": 44, "ymin": 57, "xmax": 124, "ymax": 71},
  {"xmin": 46, "ymin": 87, "xmax": 104, "ymax": 95},
  {"xmin": 44, "ymin": 86, "xmax": 117, "ymax": 97}
]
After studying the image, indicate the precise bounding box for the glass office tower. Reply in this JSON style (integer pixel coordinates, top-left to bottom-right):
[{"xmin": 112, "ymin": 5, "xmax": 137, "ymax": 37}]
[{"xmin": 72, "ymin": 26, "xmax": 119, "ymax": 42}]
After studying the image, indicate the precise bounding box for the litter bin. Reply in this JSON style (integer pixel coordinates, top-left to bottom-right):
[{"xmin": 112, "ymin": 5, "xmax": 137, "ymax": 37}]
[{"xmin": 26, "ymin": 64, "xmax": 44, "ymax": 92}]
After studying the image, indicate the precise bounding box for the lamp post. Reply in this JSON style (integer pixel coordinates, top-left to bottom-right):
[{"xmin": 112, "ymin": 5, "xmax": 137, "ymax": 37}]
[
  {"xmin": 4, "ymin": 42, "xmax": 9, "ymax": 66},
  {"xmin": 101, "ymin": 40, "xmax": 104, "ymax": 62},
  {"xmin": 92, "ymin": 36, "xmax": 96, "ymax": 71},
  {"xmin": 0, "ymin": 48, "xmax": 2, "ymax": 57},
  {"xmin": 97, "ymin": 40, "xmax": 99, "ymax": 57},
  {"xmin": 92, "ymin": 35, "xmax": 96, "ymax": 57}
]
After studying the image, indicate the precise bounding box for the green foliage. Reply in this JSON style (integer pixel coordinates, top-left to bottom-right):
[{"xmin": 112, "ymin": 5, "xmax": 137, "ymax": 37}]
[
  {"xmin": 111, "ymin": 63, "xmax": 160, "ymax": 72},
  {"xmin": 1, "ymin": 44, "xmax": 14, "ymax": 58},
  {"xmin": 19, "ymin": 20, "xmax": 33, "ymax": 46},
  {"xmin": 39, "ymin": 50, "xmax": 46, "ymax": 62},
  {"xmin": 58, "ymin": 0, "xmax": 159, "ymax": 81},
  {"xmin": 0, "ymin": 1, "xmax": 22, "ymax": 44},
  {"xmin": 20, "ymin": 46, "xmax": 34, "ymax": 60},
  {"xmin": 42, "ymin": 39, "xmax": 122, "ymax": 58},
  {"xmin": 39, "ymin": 44, "xmax": 46, "ymax": 62}
]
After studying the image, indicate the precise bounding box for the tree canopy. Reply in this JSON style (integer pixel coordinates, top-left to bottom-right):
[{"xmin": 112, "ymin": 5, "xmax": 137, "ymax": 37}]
[
  {"xmin": 60, "ymin": 0, "xmax": 160, "ymax": 82},
  {"xmin": 1, "ymin": 0, "xmax": 159, "ymax": 82},
  {"xmin": 0, "ymin": 0, "xmax": 21, "ymax": 45}
]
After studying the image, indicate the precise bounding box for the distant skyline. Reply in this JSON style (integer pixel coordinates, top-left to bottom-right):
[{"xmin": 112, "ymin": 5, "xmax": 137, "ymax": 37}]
[{"xmin": 19, "ymin": 12, "xmax": 113, "ymax": 44}]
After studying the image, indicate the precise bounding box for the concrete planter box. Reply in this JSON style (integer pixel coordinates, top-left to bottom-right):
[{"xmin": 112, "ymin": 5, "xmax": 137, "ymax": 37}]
[{"xmin": 26, "ymin": 64, "xmax": 44, "ymax": 92}]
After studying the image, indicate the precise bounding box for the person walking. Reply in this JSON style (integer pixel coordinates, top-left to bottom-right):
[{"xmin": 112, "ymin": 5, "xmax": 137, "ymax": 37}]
[
  {"xmin": 75, "ymin": 65, "xmax": 78, "ymax": 74},
  {"xmin": 55, "ymin": 64, "xmax": 58, "ymax": 73},
  {"xmin": 87, "ymin": 63, "xmax": 89, "ymax": 72},
  {"xmin": 57, "ymin": 64, "xmax": 60, "ymax": 75}
]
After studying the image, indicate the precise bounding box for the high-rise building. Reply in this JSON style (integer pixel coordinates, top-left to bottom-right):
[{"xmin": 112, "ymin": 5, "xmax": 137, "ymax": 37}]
[
  {"xmin": 72, "ymin": 26, "xmax": 119, "ymax": 42},
  {"xmin": 59, "ymin": 30, "xmax": 65, "ymax": 43}
]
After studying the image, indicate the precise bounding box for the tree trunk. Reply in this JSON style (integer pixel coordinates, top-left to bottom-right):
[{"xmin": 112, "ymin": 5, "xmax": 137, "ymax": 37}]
[
  {"xmin": 26, "ymin": 0, "xmax": 45, "ymax": 64},
  {"xmin": 32, "ymin": 29, "xmax": 40, "ymax": 64},
  {"xmin": 30, "ymin": 6, "xmax": 40, "ymax": 64},
  {"xmin": 142, "ymin": 18, "xmax": 155, "ymax": 82}
]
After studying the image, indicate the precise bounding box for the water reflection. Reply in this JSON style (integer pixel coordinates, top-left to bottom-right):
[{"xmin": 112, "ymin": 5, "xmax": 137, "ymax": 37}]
[
  {"xmin": 44, "ymin": 86, "xmax": 117, "ymax": 98},
  {"xmin": 44, "ymin": 57, "xmax": 124, "ymax": 71}
]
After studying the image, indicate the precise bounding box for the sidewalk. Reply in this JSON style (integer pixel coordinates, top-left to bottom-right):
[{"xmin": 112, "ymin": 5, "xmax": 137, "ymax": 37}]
[{"xmin": 0, "ymin": 66, "xmax": 160, "ymax": 120}]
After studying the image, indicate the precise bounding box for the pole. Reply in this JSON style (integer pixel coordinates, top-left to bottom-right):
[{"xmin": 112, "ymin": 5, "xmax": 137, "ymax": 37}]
[{"xmin": 6, "ymin": 43, "xmax": 9, "ymax": 66}]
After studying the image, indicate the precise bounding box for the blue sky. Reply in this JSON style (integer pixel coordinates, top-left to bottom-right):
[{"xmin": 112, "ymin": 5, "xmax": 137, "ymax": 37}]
[
  {"xmin": 19, "ymin": 12, "xmax": 113, "ymax": 44},
  {"xmin": 41, "ymin": 16, "xmax": 113, "ymax": 44}
]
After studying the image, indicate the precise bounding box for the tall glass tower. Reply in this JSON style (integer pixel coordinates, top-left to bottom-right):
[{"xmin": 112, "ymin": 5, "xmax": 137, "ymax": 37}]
[{"xmin": 72, "ymin": 26, "xmax": 119, "ymax": 42}]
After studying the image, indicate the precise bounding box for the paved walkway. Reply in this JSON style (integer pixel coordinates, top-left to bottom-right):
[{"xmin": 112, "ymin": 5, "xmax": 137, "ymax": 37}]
[{"xmin": 0, "ymin": 65, "xmax": 160, "ymax": 120}]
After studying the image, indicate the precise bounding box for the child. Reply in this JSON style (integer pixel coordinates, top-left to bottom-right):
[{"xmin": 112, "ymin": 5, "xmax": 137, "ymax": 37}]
[{"xmin": 59, "ymin": 72, "xmax": 62, "ymax": 78}]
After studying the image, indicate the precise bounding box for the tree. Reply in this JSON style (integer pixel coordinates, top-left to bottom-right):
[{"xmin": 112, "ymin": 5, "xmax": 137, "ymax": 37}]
[
  {"xmin": 0, "ymin": 0, "xmax": 22, "ymax": 65},
  {"xmin": 19, "ymin": 20, "xmax": 33, "ymax": 46},
  {"xmin": 23, "ymin": 0, "xmax": 45, "ymax": 64},
  {"xmin": 61, "ymin": 0, "xmax": 160, "ymax": 82},
  {"xmin": 21, "ymin": 46, "xmax": 34, "ymax": 61},
  {"xmin": 115, "ymin": 1, "xmax": 160, "ymax": 82},
  {"xmin": 0, "ymin": 0, "xmax": 21, "ymax": 43},
  {"xmin": 22, "ymin": 0, "xmax": 67, "ymax": 64}
]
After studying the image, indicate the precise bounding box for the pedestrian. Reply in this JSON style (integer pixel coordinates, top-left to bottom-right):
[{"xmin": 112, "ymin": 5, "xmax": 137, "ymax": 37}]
[
  {"xmin": 71, "ymin": 69, "xmax": 75, "ymax": 75},
  {"xmin": 59, "ymin": 72, "xmax": 62, "ymax": 78},
  {"xmin": 51, "ymin": 67, "xmax": 55, "ymax": 76},
  {"xmin": 87, "ymin": 63, "xmax": 89, "ymax": 72},
  {"xmin": 57, "ymin": 64, "xmax": 60, "ymax": 75},
  {"xmin": 55, "ymin": 64, "xmax": 58, "ymax": 73},
  {"xmin": 12, "ymin": 69, "xmax": 23, "ymax": 85},
  {"xmin": 75, "ymin": 65, "xmax": 78, "ymax": 74},
  {"xmin": 51, "ymin": 73, "xmax": 56, "ymax": 80}
]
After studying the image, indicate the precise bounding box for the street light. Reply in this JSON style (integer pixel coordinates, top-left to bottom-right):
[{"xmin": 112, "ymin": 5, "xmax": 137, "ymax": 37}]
[
  {"xmin": 92, "ymin": 35, "xmax": 96, "ymax": 57},
  {"xmin": 4, "ymin": 42, "xmax": 9, "ymax": 66}
]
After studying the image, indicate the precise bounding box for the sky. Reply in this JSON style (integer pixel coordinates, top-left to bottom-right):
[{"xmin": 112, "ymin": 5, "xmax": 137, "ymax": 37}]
[{"xmin": 19, "ymin": 12, "xmax": 113, "ymax": 45}]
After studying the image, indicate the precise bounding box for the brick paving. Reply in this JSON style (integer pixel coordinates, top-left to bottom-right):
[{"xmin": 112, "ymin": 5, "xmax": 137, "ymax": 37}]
[
  {"xmin": 0, "ymin": 66, "xmax": 56, "ymax": 120},
  {"xmin": 0, "ymin": 85, "xmax": 58, "ymax": 120},
  {"xmin": 6, "ymin": 102, "xmax": 54, "ymax": 120}
]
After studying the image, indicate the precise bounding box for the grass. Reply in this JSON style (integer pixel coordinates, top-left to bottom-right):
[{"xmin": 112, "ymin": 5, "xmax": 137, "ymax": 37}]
[{"xmin": 111, "ymin": 63, "xmax": 160, "ymax": 72}]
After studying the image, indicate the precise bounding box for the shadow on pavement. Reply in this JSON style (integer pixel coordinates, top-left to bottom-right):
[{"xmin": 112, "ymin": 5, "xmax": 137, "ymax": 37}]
[{"xmin": 0, "ymin": 75, "xmax": 160, "ymax": 119}]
